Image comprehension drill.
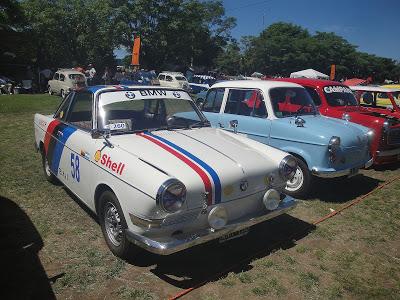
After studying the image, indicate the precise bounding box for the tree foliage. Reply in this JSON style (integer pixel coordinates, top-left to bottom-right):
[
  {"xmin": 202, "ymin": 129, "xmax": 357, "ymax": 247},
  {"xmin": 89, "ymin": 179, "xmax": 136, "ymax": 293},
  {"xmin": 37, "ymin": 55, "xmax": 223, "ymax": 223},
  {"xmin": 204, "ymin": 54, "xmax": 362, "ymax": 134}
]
[{"xmin": 217, "ymin": 22, "xmax": 400, "ymax": 82}]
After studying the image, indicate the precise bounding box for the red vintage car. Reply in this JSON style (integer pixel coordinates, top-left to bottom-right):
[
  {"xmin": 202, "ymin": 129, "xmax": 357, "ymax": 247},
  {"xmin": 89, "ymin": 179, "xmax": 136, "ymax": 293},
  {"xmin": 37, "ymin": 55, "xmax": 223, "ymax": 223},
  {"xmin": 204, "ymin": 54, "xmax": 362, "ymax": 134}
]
[{"xmin": 268, "ymin": 78, "xmax": 400, "ymax": 165}]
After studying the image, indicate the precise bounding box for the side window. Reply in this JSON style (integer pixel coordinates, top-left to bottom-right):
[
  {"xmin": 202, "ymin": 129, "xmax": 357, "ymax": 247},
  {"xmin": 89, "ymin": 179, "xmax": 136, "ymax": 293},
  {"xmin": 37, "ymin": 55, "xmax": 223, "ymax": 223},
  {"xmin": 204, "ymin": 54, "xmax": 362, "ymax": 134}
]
[
  {"xmin": 53, "ymin": 73, "xmax": 59, "ymax": 80},
  {"xmin": 166, "ymin": 76, "xmax": 173, "ymax": 82},
  {"xmin": 305, "ymin": 87, "xmax": 321, "ymax": 106},
  {"xmin": 66, "ymin": 92, "xmax": 93, "ymax": 130},
  {"xmin": 159, "ymin": 74, "xmax": 165, "ymax": 80},
  {"xmin": 54, "ymin": 93, "xmax": 72, "ymax": 120},
  {"xmin": 225, "ymin": 89, "xmax": 267, "ymax": 118},
  {"xmin": 203, "ymin": 88, "xmax": 224, "ymax": 112},
  {"xmin": 59, "ymin": 74, "xmax": 65, "ymax": 82}
]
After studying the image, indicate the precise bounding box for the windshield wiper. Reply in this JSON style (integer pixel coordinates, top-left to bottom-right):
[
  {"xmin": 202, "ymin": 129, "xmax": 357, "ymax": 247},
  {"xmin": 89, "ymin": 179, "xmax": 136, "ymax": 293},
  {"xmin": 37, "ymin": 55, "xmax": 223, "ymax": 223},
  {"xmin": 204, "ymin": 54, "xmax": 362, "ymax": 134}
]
[{"xmin": 189, "ymin": 120, "xmax": 211, "ymax": 129}]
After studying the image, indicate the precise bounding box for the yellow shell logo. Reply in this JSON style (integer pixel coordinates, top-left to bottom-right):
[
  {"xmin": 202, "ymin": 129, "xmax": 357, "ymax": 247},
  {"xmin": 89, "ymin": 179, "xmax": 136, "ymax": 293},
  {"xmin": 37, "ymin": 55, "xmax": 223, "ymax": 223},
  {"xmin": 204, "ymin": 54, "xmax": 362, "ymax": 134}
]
[
  {"xmin": 94, "ymin": 150, "xmax": 101, "ymax": 162},
  {"xmin": 223, "ymin": 185, "xmax": 234, "ymax": 196}
]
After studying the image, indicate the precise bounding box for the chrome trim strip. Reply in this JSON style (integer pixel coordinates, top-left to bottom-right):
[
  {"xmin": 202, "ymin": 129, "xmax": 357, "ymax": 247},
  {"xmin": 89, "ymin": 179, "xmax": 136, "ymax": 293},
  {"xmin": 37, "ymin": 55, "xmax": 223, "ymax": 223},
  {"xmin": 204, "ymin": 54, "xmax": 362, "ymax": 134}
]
[{"xmin": 125, "ymin": 196, "xmax": 297, "ymax": 255}]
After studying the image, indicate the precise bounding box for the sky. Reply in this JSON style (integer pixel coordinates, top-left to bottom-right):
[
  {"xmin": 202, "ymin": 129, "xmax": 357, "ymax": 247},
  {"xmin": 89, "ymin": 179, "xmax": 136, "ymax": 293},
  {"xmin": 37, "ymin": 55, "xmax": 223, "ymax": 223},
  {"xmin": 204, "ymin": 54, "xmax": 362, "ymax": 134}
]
[
  {"xmin": 115, "ymin": 0, "xmax": 400, "ymax": 61},
  {"xmin": 223, "ymin": 0, "xmax": 400, "ymax": 61}
]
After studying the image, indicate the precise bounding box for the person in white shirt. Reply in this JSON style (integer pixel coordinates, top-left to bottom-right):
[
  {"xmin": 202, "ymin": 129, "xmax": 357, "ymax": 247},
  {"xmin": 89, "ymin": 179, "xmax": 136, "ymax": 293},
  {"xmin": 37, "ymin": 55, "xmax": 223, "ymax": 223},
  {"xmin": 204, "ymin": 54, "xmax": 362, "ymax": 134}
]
[{"xmin": 87, "ymin": 64, "xmax": 96, "ymax": 86}]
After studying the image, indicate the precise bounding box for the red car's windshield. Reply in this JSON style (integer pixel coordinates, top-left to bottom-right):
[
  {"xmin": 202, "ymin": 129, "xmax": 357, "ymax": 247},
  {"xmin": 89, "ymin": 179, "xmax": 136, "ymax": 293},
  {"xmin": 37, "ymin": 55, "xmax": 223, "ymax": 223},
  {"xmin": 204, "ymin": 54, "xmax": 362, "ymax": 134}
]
[{"xmin": 323, "ymin": 85, "xmax": 358, "ymax": 106}]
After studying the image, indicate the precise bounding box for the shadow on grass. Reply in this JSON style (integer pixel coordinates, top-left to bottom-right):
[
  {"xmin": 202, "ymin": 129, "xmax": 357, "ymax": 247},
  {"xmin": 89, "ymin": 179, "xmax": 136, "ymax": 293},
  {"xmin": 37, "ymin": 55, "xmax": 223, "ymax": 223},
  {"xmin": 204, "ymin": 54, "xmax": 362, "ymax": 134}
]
[
  {"xmin": 306, "ymin": 174, "xmax": 383, "ymax": 203},
  {"xmin": 126, "ymin": 214, "xmax": 313, "ymax": 289},
  {"xmin": 373, "ymin": 161, "xmax": 400, "ymax": 171},
  {"xmin": 0, "ymin": 196, "xmax": 58, "ymax": 299}
]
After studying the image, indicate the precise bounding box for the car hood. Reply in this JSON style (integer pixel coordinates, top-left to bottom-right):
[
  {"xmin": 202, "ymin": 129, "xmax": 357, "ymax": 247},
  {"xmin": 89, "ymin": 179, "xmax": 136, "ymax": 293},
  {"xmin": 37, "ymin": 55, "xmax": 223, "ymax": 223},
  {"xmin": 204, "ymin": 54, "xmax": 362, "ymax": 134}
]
[
  {"xmin": 111, "ymin": 128, "xmax": 287, "ymax": 208},
  {"xmin": 271, "ymin": 115, "xmax": 369, "ymax": 148},
  {"xmin": 329, "ymin": 106, "xmax": 400, "ymax": 126}
]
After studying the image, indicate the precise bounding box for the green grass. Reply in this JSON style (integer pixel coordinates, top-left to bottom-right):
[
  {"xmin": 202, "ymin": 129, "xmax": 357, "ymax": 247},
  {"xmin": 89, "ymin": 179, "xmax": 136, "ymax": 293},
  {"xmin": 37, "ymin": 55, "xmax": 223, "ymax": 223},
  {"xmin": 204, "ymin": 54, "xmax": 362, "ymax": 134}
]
[{"xmin": 1, "ymin": 94, "xmax": 400, "ymax": 299}]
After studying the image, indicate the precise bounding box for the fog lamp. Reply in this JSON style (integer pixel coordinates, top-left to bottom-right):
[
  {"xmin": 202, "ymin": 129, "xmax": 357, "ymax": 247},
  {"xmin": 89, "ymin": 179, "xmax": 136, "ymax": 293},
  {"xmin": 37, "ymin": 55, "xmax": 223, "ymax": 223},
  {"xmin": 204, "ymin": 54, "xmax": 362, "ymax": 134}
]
[
  {"xmin": 263, "ymin": 189, "xmax": 281, "ymax": 211},
  {"xmin": 208, "ymin": 206, "xmax": 228, "ymax": 230}
]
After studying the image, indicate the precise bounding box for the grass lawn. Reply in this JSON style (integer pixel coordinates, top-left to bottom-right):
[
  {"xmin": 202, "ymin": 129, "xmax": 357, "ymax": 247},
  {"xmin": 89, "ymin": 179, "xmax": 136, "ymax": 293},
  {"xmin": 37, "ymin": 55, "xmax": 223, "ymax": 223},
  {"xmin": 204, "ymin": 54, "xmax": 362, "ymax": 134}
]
[{"xmin": 0, "ymin": 94, "xmax": 399, "ymax": 299}]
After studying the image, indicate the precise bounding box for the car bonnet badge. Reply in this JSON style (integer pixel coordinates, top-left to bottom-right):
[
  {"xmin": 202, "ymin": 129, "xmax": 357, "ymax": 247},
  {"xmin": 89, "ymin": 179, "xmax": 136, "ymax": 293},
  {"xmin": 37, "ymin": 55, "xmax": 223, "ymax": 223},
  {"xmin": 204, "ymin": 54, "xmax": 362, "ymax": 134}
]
[{"xmin": 125, "ymin": 91, "xmax": 135, "ymax": 99}]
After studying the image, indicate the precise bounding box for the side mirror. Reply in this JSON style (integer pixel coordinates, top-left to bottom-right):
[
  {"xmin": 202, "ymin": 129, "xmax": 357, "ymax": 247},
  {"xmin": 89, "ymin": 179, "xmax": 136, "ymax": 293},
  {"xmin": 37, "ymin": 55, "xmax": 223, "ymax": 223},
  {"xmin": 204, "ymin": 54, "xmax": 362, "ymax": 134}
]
[{"xmin": 229, "ymin": 119, "xmax": 238, "ymax": 134}]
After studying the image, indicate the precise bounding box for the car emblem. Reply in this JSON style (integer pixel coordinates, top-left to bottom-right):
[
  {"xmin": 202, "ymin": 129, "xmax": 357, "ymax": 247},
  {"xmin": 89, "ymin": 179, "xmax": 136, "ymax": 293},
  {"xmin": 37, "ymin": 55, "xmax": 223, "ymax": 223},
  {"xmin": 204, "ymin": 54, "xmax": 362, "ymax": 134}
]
[
  {"xmin": 240, "ymin": 180, "xmax": 249, "ymax": 191},
  {"xmin": 125, "ymin": 91, "xmax": 135, "ymax": 99},
  {"xmin": 173, "ymin": 91, "xmax": 181, "ymax": 98}
]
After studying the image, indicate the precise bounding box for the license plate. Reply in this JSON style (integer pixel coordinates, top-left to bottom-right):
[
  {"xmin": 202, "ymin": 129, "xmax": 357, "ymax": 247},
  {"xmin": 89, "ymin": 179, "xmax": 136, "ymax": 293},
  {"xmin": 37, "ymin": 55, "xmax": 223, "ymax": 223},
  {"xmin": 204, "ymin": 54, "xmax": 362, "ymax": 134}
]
[
  {"xmin": 348, "ymin": 168, "xmax": 359, "ymax": 177},
  {"xmin": 219, "ymin": 228, "xmax": 249, "ymax": 243}
]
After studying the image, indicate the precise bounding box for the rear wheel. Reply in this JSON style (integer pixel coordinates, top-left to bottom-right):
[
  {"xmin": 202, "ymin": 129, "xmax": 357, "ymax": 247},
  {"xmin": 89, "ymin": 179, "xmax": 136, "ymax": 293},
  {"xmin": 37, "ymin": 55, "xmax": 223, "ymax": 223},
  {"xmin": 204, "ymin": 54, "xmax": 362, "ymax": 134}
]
[
  {"xmin": 284, "ymin": 157, "xmax": 311, "ymax": 198},
  {"xmin": 99, "ymin": 191, "xmax": 138, "ymax": 259},
  {"xmin": 42, "ymin": 151, "xmax": 57, "ymax": 184}
]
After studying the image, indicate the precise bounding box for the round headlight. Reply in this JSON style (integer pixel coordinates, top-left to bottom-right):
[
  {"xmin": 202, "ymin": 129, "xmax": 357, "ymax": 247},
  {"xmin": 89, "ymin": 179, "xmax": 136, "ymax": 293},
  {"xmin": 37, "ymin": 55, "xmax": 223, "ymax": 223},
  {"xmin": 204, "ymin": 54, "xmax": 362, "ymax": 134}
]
[
  {"xmin": 329, "ymin": 136, "xmax": 341, "ymax": 147},
  {"xmin": 263, "ymin": 189, "xmax": 281, "ymax": 211},
  {"xmin": 208, "ymin": 206, "xmax": 228, "ymax": 230},
  {"xmin": 279, "ymin": 155, "xmax": 297, "ymax": 181},
  {"xmin": 157, "ymin": 179, "xmax": 186, "ymax": 213}
]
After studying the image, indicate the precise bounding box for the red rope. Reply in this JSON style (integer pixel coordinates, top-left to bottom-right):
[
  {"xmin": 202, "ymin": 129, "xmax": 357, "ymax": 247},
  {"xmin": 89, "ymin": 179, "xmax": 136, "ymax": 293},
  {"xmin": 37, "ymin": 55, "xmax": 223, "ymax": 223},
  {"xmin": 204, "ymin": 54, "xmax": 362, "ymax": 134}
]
[{"xmin": 168, "ymin": 175, "xmax": 400, "ymax": 300}]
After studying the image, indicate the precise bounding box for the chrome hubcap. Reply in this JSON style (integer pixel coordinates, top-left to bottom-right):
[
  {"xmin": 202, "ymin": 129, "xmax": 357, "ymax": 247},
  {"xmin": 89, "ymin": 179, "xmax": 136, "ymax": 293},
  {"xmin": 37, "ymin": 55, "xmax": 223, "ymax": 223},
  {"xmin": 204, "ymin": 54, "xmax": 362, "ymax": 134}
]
[
  {"xmin": 286, "ymin": 166, "xmax": 304, "ymax": 192},
  {"xmin": 104, "ymin": 202, "xmax": 122, "ymax": 247}
]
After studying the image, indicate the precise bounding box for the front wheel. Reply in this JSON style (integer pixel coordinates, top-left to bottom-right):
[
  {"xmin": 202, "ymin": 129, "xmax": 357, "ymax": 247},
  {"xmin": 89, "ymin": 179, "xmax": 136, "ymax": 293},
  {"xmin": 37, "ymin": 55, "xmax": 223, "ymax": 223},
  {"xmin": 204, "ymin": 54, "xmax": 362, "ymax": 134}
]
[
  {"xmin": 48, "ymin": 86, "xmax": 53, "ymax": 95},
  {"xmin": 283, "ymin": 157, "xmax": 312, "ymax": 198},
  {"xmin": 60, "ymin": 89, "xmax": 66, "ymax": 98},
  {"xmin": 42, "ymin": 151, "xmax": 57, "ymax": 184},
  {"xmin": 99, "ymin": 191, "xmax": 138, "ymax": 259}
]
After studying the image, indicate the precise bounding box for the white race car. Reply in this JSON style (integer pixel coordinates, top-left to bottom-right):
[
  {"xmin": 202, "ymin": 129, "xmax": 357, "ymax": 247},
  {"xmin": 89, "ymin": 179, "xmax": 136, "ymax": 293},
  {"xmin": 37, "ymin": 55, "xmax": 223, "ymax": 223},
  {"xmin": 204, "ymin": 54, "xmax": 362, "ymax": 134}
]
[{"xmin": 34, "ymin": 86, "xmax": 297, "ymax": 258}]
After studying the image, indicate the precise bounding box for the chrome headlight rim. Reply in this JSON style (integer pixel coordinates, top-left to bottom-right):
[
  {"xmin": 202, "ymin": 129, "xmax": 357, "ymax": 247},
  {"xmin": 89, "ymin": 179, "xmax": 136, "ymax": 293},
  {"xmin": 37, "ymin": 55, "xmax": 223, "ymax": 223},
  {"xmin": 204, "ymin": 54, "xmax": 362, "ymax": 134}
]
[
  {"xmin": 328, "ymin": 136, "xmax": 341, "ymax": 163},
  {"xmin": 279, "ymin": 155, "xmax": 297, "ymax": 181},
  {"xmin": 156, "ymin": 178, "xmax": 186, "ymax": 214}
]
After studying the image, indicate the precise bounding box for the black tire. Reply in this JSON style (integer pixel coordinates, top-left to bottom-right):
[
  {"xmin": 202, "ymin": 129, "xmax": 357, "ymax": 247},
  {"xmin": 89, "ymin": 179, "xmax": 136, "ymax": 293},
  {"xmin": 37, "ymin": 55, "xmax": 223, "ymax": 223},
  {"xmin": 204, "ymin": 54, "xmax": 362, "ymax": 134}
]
[
  {"xmin": 283, "ymin": 157, "xmax": 312, "ymax": 198},
  {"xmin": 42, "ymin": 151, "xmax": 58, "ymax": 184},
  {"xmin": 98, "ymin": 191, "xmax": 138, "ymax": 259}
]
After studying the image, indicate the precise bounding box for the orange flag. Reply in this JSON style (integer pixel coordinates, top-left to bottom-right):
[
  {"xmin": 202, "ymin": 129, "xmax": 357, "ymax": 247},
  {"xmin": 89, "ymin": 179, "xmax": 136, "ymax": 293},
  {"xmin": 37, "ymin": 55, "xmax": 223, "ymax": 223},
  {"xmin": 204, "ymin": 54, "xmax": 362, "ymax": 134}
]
[
  {"xmin": 131, "ymin": 36, "xmax": 141, "ymax": 66},
  {"xmin": 330, "ymin": 64, "xmax": 336, "ymax": 80}
]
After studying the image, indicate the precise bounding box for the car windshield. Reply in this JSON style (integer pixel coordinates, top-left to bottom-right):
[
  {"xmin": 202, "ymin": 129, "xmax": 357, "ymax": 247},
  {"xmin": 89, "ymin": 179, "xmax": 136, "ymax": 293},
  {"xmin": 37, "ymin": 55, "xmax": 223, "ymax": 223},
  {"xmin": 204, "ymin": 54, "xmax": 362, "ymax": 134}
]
[
  {"xmin": 323, "ymin": 85, "xmax": 358, "ymax": 106},
  {"xmin": 98, "ymin": 91, "xmax": 208, "ymax": 134},
  {"xmin": 270, "ymin": 87, "xmax": 317, "ymax": 118}
]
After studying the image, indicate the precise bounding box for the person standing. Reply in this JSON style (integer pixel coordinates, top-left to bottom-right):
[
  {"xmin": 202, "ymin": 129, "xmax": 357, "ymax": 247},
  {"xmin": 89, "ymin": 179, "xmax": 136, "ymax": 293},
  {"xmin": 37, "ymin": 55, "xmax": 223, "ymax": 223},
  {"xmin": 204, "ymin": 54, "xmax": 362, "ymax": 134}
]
[
  {"xmin": 102, "ymin": 67, "xmax": 111, "ymax": 85},
  {"xmin": 87, "ymin": 64, "xmax": 96, "ymax": 86}
]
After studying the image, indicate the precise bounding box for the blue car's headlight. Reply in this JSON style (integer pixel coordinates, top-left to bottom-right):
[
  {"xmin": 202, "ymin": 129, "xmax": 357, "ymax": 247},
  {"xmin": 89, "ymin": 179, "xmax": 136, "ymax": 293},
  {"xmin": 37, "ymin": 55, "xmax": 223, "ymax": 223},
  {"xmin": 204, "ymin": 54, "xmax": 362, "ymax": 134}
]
[{"xmin": 157, "ymin": 179, "xmax": 186, "ymax": 213}]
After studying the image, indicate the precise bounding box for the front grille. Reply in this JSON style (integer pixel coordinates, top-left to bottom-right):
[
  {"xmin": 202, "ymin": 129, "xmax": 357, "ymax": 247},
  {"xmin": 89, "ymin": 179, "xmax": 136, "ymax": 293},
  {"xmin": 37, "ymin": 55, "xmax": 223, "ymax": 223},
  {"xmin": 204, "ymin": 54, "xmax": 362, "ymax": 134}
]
[
  {"xmin": 388, "ymin": 129, "xmax": 400, "ymax": 145},
  {"xmin": 163, "ymin": 210, "xmax": 200, "ymax": 226}
]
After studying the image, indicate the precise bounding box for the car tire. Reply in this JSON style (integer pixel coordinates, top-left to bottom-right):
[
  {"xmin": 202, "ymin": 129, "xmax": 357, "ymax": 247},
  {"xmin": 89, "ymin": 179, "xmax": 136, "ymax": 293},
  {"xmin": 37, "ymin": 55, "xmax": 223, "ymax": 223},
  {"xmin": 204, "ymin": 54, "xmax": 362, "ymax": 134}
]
[
  {"xmin": 283, "ymin": 157, "xmax": 311, "ymax": 198},
  {"xmin": 99, "ymin": 191, "xmax": 138, "ymax": 259},
  {"xmin": 42, "ymin": 150, "xmax": 58, "ymax": 184},
  {"xmin": 48, "ymin": 86, "xmax": 53, "ymax": 95},
  {"xmin": 60, "ymin": 89, "xmax": 66, "ymax": 98}
]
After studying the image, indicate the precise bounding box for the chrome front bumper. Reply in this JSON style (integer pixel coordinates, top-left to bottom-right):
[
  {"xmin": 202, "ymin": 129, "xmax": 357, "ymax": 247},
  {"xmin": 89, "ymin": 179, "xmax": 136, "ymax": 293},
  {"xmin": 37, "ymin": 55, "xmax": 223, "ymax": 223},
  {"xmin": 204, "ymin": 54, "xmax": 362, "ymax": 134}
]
[
  {"xmin": 311, "ymin": 157, "xmax": 374, "ymax": 178},
  {"xmin": 376, "ymin": 148, "xmax": 400, "ymax": 157},
  {"xmin": 125, "ymin": 196, "xmax": 297, "ymax": 255}
]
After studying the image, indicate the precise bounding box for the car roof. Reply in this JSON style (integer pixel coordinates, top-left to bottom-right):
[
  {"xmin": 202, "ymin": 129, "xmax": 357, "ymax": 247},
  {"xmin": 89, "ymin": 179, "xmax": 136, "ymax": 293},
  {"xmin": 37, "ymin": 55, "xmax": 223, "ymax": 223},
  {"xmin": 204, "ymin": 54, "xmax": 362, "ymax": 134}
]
[
  {"xmin": 212, "ymin": 79, "xmax": 303, "ymax": 89},
  {"xmin": 85, "ymin": 85, "xmax": 188, "ymax": 94},
  {"xmin": 268, "ymin": 77, "xmax": 344, "ymax": 87},
  {"xmin": 349, "ymin": 85, "xmax": 400, "ymax": 93}
]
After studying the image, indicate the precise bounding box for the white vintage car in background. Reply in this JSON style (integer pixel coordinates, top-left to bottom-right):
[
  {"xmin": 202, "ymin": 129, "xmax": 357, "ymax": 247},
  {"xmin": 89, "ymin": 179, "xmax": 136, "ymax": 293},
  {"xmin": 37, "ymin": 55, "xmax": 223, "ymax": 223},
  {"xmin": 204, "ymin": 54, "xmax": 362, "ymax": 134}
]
[{"xmin": 34, "ymin": 86, "xmax": 297, "ymax": 258}]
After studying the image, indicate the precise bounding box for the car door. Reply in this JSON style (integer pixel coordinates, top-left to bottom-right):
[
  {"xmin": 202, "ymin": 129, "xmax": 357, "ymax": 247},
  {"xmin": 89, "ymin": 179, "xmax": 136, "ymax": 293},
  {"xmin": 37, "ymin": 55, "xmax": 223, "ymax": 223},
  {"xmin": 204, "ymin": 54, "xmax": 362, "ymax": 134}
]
[
  {"xmin": 50, "ymin": 72, "xmax": 60, "ymax": 93},
  {"xmin": 55, "ymin": 91, "xmax": 97, "ymax": 205},
  {"xmin": 201, "ymin": 88, "xmax": 225, "ymax": 126},
  {"xmin": 218, "ymin": 88, "xmax": 271, "ymax": 144}
]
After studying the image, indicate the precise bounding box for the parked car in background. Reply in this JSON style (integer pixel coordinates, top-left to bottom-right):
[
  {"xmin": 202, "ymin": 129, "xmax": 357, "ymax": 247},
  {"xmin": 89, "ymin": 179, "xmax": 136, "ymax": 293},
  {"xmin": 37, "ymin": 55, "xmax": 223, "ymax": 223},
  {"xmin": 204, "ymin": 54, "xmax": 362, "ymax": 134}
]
[
  {"xmin": 157, "ymin": 71, "xmax": 190, "ymax": 91},
  {"xmin": 189, "ymin": 75, "xmax": 216, "ymax": 94},
  {"xmin": 48, "ymin": 69, "xmax": 87, "ymax": 98},
  {"xmin": 119, "ymin": 70, "xmax": 159, "ymax": 86},
  {"xmin": 350, "ymin": 85, "xmax": 400, "ymax": 114},
  {"xmin": 272, "ymin": 78, "xmax": 400, "ymax": 165},
  {"xmin": 34, "ymin": 85, "xmax": 297, "ymax": 258},
  {"xmin": 201, "ymin": 80, "xmax": 372, "ymax": 198}
]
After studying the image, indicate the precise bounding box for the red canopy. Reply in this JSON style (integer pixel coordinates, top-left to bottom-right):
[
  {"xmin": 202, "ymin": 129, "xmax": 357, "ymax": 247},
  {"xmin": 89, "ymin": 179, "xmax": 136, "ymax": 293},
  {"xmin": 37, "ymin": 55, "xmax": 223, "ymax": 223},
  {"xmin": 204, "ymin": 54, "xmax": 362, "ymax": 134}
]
[{"xmin": 343, "ymin": 78, "xmax": 367, "ymax": 86}]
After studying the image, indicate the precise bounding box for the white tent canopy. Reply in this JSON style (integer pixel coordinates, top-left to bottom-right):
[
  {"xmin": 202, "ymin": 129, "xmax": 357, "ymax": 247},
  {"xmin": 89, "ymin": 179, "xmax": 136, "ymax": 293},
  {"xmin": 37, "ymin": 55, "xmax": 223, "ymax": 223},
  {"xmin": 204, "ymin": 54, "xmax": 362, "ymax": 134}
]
[{"xmin": 290, "ymin": 69, "xmax": 329, "ymax": 79}]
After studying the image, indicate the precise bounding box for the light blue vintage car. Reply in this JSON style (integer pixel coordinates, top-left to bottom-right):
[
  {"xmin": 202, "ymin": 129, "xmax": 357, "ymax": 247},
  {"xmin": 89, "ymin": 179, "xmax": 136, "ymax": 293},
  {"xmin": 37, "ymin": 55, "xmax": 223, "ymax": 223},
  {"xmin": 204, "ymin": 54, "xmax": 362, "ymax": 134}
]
[{"xmin": 201, "ymin": 80, "xmax": 373, "ymax": 197}]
